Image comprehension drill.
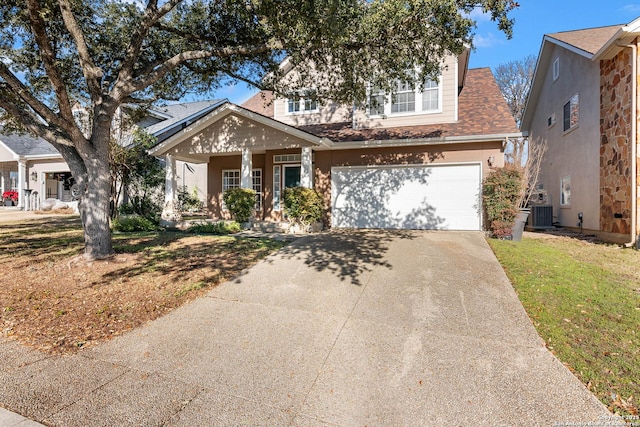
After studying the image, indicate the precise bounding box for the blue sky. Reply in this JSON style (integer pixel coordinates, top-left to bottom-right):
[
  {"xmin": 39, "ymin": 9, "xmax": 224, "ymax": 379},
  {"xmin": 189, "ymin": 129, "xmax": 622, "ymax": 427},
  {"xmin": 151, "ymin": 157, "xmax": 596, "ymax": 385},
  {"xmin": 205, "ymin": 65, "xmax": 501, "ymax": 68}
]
[{"xmin": 213, "ymin": 2, "xmax": 640, "ymax": 105}]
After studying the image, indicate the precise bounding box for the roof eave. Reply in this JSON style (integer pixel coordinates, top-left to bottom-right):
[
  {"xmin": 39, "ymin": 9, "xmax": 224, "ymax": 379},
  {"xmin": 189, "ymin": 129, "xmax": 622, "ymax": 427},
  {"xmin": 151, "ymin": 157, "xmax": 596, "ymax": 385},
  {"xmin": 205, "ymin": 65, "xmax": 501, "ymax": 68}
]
[
  {"xmin": 149, "ymin": 102, "xmax": 330, "ymax": 157},
  {"xmin": 149, "ymin": 100, "xmax": 227, "ymax": 139},
  {"xmin": 314, "ymin": 132, "xmax": 523, "ymax": 150}
]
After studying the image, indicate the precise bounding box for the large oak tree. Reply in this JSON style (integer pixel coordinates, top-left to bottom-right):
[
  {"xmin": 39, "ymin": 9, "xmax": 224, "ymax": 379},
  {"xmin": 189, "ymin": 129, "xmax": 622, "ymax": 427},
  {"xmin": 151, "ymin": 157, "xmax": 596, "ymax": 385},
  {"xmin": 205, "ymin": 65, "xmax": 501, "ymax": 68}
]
[{"xmin": 0, "ymin": 0, "xmax": 518, "ymax": 259}]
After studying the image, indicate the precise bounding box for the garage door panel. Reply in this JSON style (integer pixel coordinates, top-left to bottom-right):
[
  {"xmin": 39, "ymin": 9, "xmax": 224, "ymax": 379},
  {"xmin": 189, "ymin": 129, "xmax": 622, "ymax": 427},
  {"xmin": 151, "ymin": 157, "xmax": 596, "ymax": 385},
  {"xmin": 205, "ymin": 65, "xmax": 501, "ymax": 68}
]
[{"xmin": 331, "ymin": 164, "xmax": 481, "ymax": 231}]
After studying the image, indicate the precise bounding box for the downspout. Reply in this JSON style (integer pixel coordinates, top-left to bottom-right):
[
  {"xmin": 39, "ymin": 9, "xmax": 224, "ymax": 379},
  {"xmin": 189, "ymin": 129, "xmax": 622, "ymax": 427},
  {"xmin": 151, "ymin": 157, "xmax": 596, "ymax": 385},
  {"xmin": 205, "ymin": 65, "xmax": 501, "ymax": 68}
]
[{"xmin": 616, "ymin": 41, "xmax": 638, "ymax": 247}]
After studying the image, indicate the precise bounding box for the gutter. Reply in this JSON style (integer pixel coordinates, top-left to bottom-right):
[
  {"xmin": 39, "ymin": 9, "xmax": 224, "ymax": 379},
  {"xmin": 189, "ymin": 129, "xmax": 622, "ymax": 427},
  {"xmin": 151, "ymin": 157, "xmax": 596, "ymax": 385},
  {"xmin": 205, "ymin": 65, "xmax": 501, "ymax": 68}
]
[{"xmin": 616, "ymin": 41, "xmax": 638, "ymax": 247}]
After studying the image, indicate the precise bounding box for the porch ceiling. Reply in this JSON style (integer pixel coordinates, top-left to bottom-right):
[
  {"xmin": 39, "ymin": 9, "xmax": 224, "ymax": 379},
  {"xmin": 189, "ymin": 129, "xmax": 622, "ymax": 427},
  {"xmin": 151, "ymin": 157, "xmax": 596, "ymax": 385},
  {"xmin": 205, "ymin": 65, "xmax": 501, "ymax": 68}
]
[{"xmin": 149, "ymin": 103, "xmax": 329, "ymax": 163}]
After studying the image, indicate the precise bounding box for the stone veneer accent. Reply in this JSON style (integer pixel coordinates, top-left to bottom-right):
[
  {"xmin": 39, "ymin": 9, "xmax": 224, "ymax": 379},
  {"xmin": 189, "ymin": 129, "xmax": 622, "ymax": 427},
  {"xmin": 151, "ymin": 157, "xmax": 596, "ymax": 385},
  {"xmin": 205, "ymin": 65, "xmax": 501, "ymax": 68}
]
[{"xmin": 600, "ymin": 47, "xmax": 635, "ymax": 236}]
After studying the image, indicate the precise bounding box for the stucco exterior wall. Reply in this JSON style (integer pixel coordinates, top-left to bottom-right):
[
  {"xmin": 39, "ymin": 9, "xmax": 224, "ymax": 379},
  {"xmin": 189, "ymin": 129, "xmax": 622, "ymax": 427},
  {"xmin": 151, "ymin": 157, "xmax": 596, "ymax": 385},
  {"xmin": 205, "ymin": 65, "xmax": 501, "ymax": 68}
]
[
  {"xmin": 176, "ymin": 161, "xmax": 207, "ymax": 203},
  {"xmin": 28, "ymin": 159, "xmax": 70, "ymax": 204},
  {"xmin": 168, "ymin": 113, "xmax": 315, "ymax": 162},
  {"xmin": 529, "ymin": 44, "xmax": 602, "ymax": 231},
  {"xmin": 600, "ymin": 47, "xmax": 634, "ymax": 237},
  {"xmin": 203, "ymin": 142, "xmax": 502, "ymax": 225}
]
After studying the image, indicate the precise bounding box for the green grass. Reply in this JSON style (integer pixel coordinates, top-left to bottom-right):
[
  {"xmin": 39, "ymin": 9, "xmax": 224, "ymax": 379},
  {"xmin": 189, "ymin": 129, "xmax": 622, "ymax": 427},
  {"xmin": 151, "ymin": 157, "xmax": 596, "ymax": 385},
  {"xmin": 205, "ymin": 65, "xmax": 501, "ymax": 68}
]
[{"xmin": 488, "ymin": 237, "xmax": 640, "ymax": 416}]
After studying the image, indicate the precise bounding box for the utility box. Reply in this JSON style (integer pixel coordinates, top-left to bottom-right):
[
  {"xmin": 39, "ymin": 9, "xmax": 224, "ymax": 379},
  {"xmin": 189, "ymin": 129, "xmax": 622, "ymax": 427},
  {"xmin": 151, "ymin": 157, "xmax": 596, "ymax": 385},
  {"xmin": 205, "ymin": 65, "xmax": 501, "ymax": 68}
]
[{"xmin": 530, "ymin": 205, "xmax": 553, "ymax": 228}]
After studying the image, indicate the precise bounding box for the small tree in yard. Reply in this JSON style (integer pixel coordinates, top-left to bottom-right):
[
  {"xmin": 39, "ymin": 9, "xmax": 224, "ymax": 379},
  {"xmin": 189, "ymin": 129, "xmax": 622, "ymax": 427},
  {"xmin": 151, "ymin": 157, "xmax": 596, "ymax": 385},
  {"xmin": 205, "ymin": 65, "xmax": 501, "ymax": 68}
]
[
  {"xmin": 283, "ymin": 186, "xmax": 323, "ymax": 229},
  {"xmin": 0, "ymin": 0, "xmax": 518, "ymax": 259},
  {"xmin": 111, "ymin": 129, "xmax": 165, "ymax": 221},
  {"xmin": 222, "ymin": 188, "xmax": 255, "ymax": 223},
  {"xmin": 494, "ymin": 55, "xmax": 548, "ymax": 208},
  {"xmin": 483, "ymin": 166, "xmax": 523, "ymax": 238}
]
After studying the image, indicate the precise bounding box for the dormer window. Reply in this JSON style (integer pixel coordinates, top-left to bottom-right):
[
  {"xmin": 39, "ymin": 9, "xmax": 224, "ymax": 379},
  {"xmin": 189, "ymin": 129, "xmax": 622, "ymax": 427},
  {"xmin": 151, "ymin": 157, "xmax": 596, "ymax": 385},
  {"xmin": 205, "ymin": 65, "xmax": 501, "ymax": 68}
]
[
  {"xmin": 368, "ymin": 76, "xmax": 441, "ymax": 117},
  {"xmin": 391, "ymin": 81, "xmax": 416, "ymax": 113},
  {"xmin": 287, "ymin": 90, "xmax": 318, "ymax": 114}
]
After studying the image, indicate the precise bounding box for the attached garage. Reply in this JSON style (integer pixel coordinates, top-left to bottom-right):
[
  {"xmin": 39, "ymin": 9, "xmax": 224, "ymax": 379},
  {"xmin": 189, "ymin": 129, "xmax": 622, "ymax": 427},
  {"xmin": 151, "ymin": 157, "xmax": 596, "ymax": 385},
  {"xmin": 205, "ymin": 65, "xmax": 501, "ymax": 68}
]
[{"xmin": 331, "ymin": 163, "xmax": 482, "ymax": 231}]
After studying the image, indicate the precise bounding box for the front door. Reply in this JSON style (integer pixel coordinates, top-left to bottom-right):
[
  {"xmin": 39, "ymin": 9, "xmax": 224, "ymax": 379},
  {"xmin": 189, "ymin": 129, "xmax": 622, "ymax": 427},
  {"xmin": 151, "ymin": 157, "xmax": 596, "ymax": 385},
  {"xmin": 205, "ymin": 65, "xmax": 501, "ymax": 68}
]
[{"xmin": 283, "ymin": 165, "xmax": 301, "ymax": 189}]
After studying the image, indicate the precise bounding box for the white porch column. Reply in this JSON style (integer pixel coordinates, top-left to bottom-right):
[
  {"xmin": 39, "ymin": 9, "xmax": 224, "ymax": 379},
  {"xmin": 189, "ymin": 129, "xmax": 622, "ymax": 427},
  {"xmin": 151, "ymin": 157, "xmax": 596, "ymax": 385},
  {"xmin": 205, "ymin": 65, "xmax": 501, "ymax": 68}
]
[
  {"xmin": 300, "ymin": 146, "xmax": 312, "ymax": 188},
  {"xmin": 17, "ymin": 159, "xmax": 26, "ymax": 209},
  {"xmin": 241, "ymin": 148, "xmax": 253, "ymax": 189},
  {"xmin": 161, "ymin": 153, "xmax": 182, "ymax": 223}
]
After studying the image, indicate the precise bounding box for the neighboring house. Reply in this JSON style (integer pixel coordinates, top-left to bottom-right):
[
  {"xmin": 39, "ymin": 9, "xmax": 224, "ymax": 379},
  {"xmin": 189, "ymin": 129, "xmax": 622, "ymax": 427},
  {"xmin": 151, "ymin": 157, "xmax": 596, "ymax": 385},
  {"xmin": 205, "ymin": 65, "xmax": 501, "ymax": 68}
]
[
  {"xmin": 0, "ymin": 100, "xmax": 221, "ymax": 209},
  {"xmin": 150, "ymin": 51, "xmax": 520, "ymax": 230},
  {"xmin": 0, "ymin": 129, "xmax": 70, "ymax": 209},
  {"xmin": 521, "ymin": 18, "xmax": 640, "ymax": 244}
]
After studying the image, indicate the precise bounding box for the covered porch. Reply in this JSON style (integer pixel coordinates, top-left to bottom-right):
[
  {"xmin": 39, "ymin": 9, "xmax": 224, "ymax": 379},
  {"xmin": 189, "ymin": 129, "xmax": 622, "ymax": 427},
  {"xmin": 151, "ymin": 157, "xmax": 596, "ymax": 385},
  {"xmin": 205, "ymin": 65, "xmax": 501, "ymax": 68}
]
[{"xmin": 148, "ymin": 102, "xmax": 332, "ymax": 223}]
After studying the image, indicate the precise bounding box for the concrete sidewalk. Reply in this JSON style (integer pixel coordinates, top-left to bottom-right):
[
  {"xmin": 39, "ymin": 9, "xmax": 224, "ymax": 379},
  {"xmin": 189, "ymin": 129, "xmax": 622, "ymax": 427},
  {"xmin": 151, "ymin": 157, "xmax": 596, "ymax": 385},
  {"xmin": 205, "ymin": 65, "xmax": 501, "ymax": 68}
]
[{"xmin": 0, "ymin": 231, "xmax": 616, "ymax": 426}]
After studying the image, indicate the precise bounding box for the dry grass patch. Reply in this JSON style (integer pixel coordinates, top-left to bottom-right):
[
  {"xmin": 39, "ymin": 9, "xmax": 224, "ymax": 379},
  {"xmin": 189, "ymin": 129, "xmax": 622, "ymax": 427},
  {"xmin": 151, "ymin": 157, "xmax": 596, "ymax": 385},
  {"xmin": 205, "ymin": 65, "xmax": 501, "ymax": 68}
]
[{"xmin": 0, "ymin": 216, "xmax": 286, "ymax": 353}]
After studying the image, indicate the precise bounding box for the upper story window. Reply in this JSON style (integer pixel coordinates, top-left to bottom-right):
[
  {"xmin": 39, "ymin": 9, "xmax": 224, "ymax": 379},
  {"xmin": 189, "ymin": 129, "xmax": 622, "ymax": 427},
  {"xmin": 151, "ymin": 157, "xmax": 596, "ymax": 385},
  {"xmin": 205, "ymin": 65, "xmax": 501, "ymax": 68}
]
[
  {"xmin": 369, "ymin": 86, "xmax": 386, "ymax": 116},
  {"xmin": 287, "ymin": 90, "xmax": 318, "ymax": 114},
  {"xmin": 391, "ymin": 81, "xmax": 416, "ymax": 113},
  {"xmin": 563, "ymin": 93, "xmax": 579, "ymax": 132},
  {"xmin": 368, "ymin": 76, "xmax": 441, "ymax": 117},
  {"xmin": 553, "ymin": 58, "xmax": 560, "ymax": 81}
]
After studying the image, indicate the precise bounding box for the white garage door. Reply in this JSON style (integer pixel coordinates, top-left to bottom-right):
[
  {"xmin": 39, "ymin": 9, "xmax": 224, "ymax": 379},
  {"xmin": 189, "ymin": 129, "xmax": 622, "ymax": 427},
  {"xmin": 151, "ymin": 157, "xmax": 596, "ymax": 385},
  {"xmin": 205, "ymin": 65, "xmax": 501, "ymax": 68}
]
[{"xmin": 331, "ymin": 163, "xmax": 482, "ymax": 230}]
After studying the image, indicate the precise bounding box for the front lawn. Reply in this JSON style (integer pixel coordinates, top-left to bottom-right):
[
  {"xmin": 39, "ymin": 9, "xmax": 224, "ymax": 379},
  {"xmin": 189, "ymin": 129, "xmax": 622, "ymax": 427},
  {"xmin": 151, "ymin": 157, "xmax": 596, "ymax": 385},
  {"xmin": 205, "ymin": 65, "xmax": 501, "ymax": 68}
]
[
  {"xmin": 0, "ymin": 216, "xmax": 286, "ymax": 353},
  {"xmin": 488, "ymin": 235, "xmax": 640, "ymax": 416}
]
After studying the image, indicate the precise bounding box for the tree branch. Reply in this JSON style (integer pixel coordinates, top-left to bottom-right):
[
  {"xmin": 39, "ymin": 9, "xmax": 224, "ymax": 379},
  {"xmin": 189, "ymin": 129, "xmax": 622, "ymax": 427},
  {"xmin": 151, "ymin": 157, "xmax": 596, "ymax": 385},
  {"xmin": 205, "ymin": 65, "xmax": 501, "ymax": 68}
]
[
  {"xmin": 0, "ymin": 62, "xmax": 69, "ymax": 131},
  {"xmin": 115, "ymin": 0, "xmax": 182, "ymax": 92},
  {"xmin": 117, "ymin": 44, "xmax": 273, "ymax": 98},
  {"xmin": 57, "ymin": 0, "xmax": 103, "ymax": 100},
  {"xmin": 25, "ymin": 0, "xmax": 76, "ymax": 132},
  {"xmin": 0, "ymin": 96, "xmax": 75, "ymax": 148}
]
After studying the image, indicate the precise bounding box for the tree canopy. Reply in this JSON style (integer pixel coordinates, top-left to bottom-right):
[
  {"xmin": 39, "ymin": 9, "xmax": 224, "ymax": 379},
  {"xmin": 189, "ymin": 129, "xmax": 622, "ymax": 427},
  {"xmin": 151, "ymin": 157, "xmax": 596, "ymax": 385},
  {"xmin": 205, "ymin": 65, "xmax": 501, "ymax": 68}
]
[{"xmin": 0, "ymin": 0, "xmax": 519, "ymax": 259}]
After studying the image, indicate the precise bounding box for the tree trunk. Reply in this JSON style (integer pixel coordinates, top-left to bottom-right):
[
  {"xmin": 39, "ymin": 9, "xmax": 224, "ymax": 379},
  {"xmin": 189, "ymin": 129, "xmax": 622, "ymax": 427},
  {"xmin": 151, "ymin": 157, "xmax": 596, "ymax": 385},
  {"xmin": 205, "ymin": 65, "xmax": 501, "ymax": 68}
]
[
  {"xmin": 79, "ymin": 158, "xmax": 113, "ymax": 259},
  {"xmin": 59, "ymin": 115, "xmax": 114, "ymax": 260}
]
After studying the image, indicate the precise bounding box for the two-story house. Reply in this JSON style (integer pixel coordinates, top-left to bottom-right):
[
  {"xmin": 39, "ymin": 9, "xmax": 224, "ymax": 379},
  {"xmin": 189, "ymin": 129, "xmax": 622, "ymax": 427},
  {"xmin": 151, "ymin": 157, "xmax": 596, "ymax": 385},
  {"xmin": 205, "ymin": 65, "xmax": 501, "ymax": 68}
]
[
  {"xmin": 150, "ymin": 51, "xmax": 520, "ymax": 230},
  {"xmin": 521, "ymin": 18, "xmax": 640, "ymax": 245}
]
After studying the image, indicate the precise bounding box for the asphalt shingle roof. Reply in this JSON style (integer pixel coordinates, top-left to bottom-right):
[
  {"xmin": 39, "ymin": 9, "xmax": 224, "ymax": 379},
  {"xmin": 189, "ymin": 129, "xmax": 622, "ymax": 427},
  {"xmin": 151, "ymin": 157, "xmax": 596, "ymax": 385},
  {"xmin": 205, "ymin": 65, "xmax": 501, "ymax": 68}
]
[
  {"xmin": 296, "ymin": 67, "xmax": 519, "ymax": 142},
  {"xmin": 548, "ymin": 25, "xmax": 622, "ymax": 56},
  {"xmin": 0, "ymin": 128, "xmax": 60, "ymax": 157},
  {"xmin": 144, "ymin": 100, "xmax": 222, "ymax": 137}
]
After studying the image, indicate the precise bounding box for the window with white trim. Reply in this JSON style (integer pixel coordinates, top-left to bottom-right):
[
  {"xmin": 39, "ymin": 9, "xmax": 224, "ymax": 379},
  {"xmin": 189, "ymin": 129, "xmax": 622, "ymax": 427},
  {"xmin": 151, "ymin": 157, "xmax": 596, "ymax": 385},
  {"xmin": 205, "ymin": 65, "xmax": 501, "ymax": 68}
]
[
  {"xmin": 273, "ymin": 165, "xmax": 281, "ymax": 211},
  {"xmin": 421, "ymin": 79, "xmax": 439, "ymax": 112},
  {"xmin": 553, "ymin": 58, "xmax": 560, "ymax": 81},
  {"xmin": 9, "ymin": 171, "xmax": 18, "ymax": 192},
  {"xmin": 221, "ymin": 169, "xmax": 262, "ymax": 210},
  {"xmin": 287, "ymin": 90, "xmax": 318, "ymax": 114},
  {"xmin": 368, "ymin": 76, "xmax": 441, "ymax": 117},
  {"xmin": 391, "ymin": 81, "xmax": 415, "ymax": 113},
  {"xmin": 563, "ymin": 93, "xmax": 579, "ymax": 132},
  {"xmin": 560, "ymin": 176, "xmax": 571, "ymax": 206},
  {"xmin": 369, "ymin": 85, "xmax": 385, "ymax": 116}
]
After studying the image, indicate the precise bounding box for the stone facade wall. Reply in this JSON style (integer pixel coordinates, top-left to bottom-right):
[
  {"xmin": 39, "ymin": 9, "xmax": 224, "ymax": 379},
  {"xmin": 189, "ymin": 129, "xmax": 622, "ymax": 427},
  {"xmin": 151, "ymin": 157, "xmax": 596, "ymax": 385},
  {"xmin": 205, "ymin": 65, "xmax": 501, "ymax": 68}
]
[{"xmin": 600, "ymin": 48, "xmax": 634, "ymax": 236}]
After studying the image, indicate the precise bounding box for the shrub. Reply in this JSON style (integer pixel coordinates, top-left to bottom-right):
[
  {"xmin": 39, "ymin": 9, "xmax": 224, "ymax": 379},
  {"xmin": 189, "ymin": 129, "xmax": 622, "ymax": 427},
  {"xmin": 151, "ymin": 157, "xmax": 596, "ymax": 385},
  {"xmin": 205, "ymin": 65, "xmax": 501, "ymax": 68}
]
[
  {"xmin": 118, "ymin": 197, "xmax": 162, "ymax": 222},
  {"xmin": 482, "ymin": 166, "xmax": 523, "ymax": 238},
  {"xmin": 112, "ymin": 215, "xmax": 158, "ymax": 232},
  {"xmin": 222, "ymin": 188, "xmax": 255, "ymax": 223},
  {"xmin": 187, "ymin": 221, "xmax": 241, "ymax": 234},
  {"xmin": 283, "ymin": 186, "xmax": 323, "ymax": 226},
  {"xmin": 178, "ymin": 186, "xmax": 203, "ymax": 212}
]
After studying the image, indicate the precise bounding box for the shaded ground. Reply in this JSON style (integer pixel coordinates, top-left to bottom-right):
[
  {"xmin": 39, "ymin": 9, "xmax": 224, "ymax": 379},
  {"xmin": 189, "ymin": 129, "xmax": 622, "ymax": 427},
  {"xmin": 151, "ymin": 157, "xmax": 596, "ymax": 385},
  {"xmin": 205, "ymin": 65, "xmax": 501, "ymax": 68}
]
[{"xmin": 0, "ymin": 216, "xmax": 285, "ymax": 353}]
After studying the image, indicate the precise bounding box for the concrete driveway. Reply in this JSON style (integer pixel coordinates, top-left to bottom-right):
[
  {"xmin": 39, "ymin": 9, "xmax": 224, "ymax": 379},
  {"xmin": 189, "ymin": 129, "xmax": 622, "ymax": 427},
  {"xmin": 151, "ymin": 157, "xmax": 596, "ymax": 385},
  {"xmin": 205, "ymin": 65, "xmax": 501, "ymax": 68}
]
[{"xmin": 0, "ymin": 230, "xmax": 612, "ymax": 426}]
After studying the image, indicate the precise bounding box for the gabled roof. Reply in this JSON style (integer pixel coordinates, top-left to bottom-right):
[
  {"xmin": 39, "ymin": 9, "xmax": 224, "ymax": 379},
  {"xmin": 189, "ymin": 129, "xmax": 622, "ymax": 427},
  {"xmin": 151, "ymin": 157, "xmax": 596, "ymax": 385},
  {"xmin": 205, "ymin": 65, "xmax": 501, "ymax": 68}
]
[
  {"xmin": 0, "ymin": 127, "xmax": 62, "ymax": 159},
  {"xmin": 144, "ymin": 100, "xmax": 224, "ymax": 142},
  {"xmin": 547, "ymin": 25, "xmax": 622, "ymax": 57},
  {"xmin": 296, "ymin": 68, "xmax": 519, "ymax": 143},
  {"xmin": 522, "ymin": 17, "xmax": 640, "ymax": 131},
  {"xmin": 241, "ymin": 91, "xmax": 274, "ymax": 117},
  {"xmin": 149, "ymin": 101, "xmax": 330, "ymax": 161}
]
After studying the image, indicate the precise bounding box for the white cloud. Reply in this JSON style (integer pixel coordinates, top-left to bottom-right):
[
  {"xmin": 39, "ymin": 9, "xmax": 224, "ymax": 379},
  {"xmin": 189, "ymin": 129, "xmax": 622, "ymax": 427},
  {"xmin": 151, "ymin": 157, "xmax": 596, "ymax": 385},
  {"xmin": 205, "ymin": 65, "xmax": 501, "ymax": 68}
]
[
  {"xmin": 467, "ymin": 6, "xmax": 492, "ymax": 23},
  {"xmin": 621, "ymin": 4, "xmax": 640, "ymax": 14},
  {"xmin": 474, "ymin": 32, "xmax": 503, "ymax": 48}
]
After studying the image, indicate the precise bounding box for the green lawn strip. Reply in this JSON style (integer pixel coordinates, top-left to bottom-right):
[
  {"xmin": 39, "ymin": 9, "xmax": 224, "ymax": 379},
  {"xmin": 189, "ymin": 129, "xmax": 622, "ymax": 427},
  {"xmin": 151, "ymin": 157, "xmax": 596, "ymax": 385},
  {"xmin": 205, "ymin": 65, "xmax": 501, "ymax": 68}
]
[{"xmin": 488, "ymin": 238, "xmax": 640, "ymax": 415}]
